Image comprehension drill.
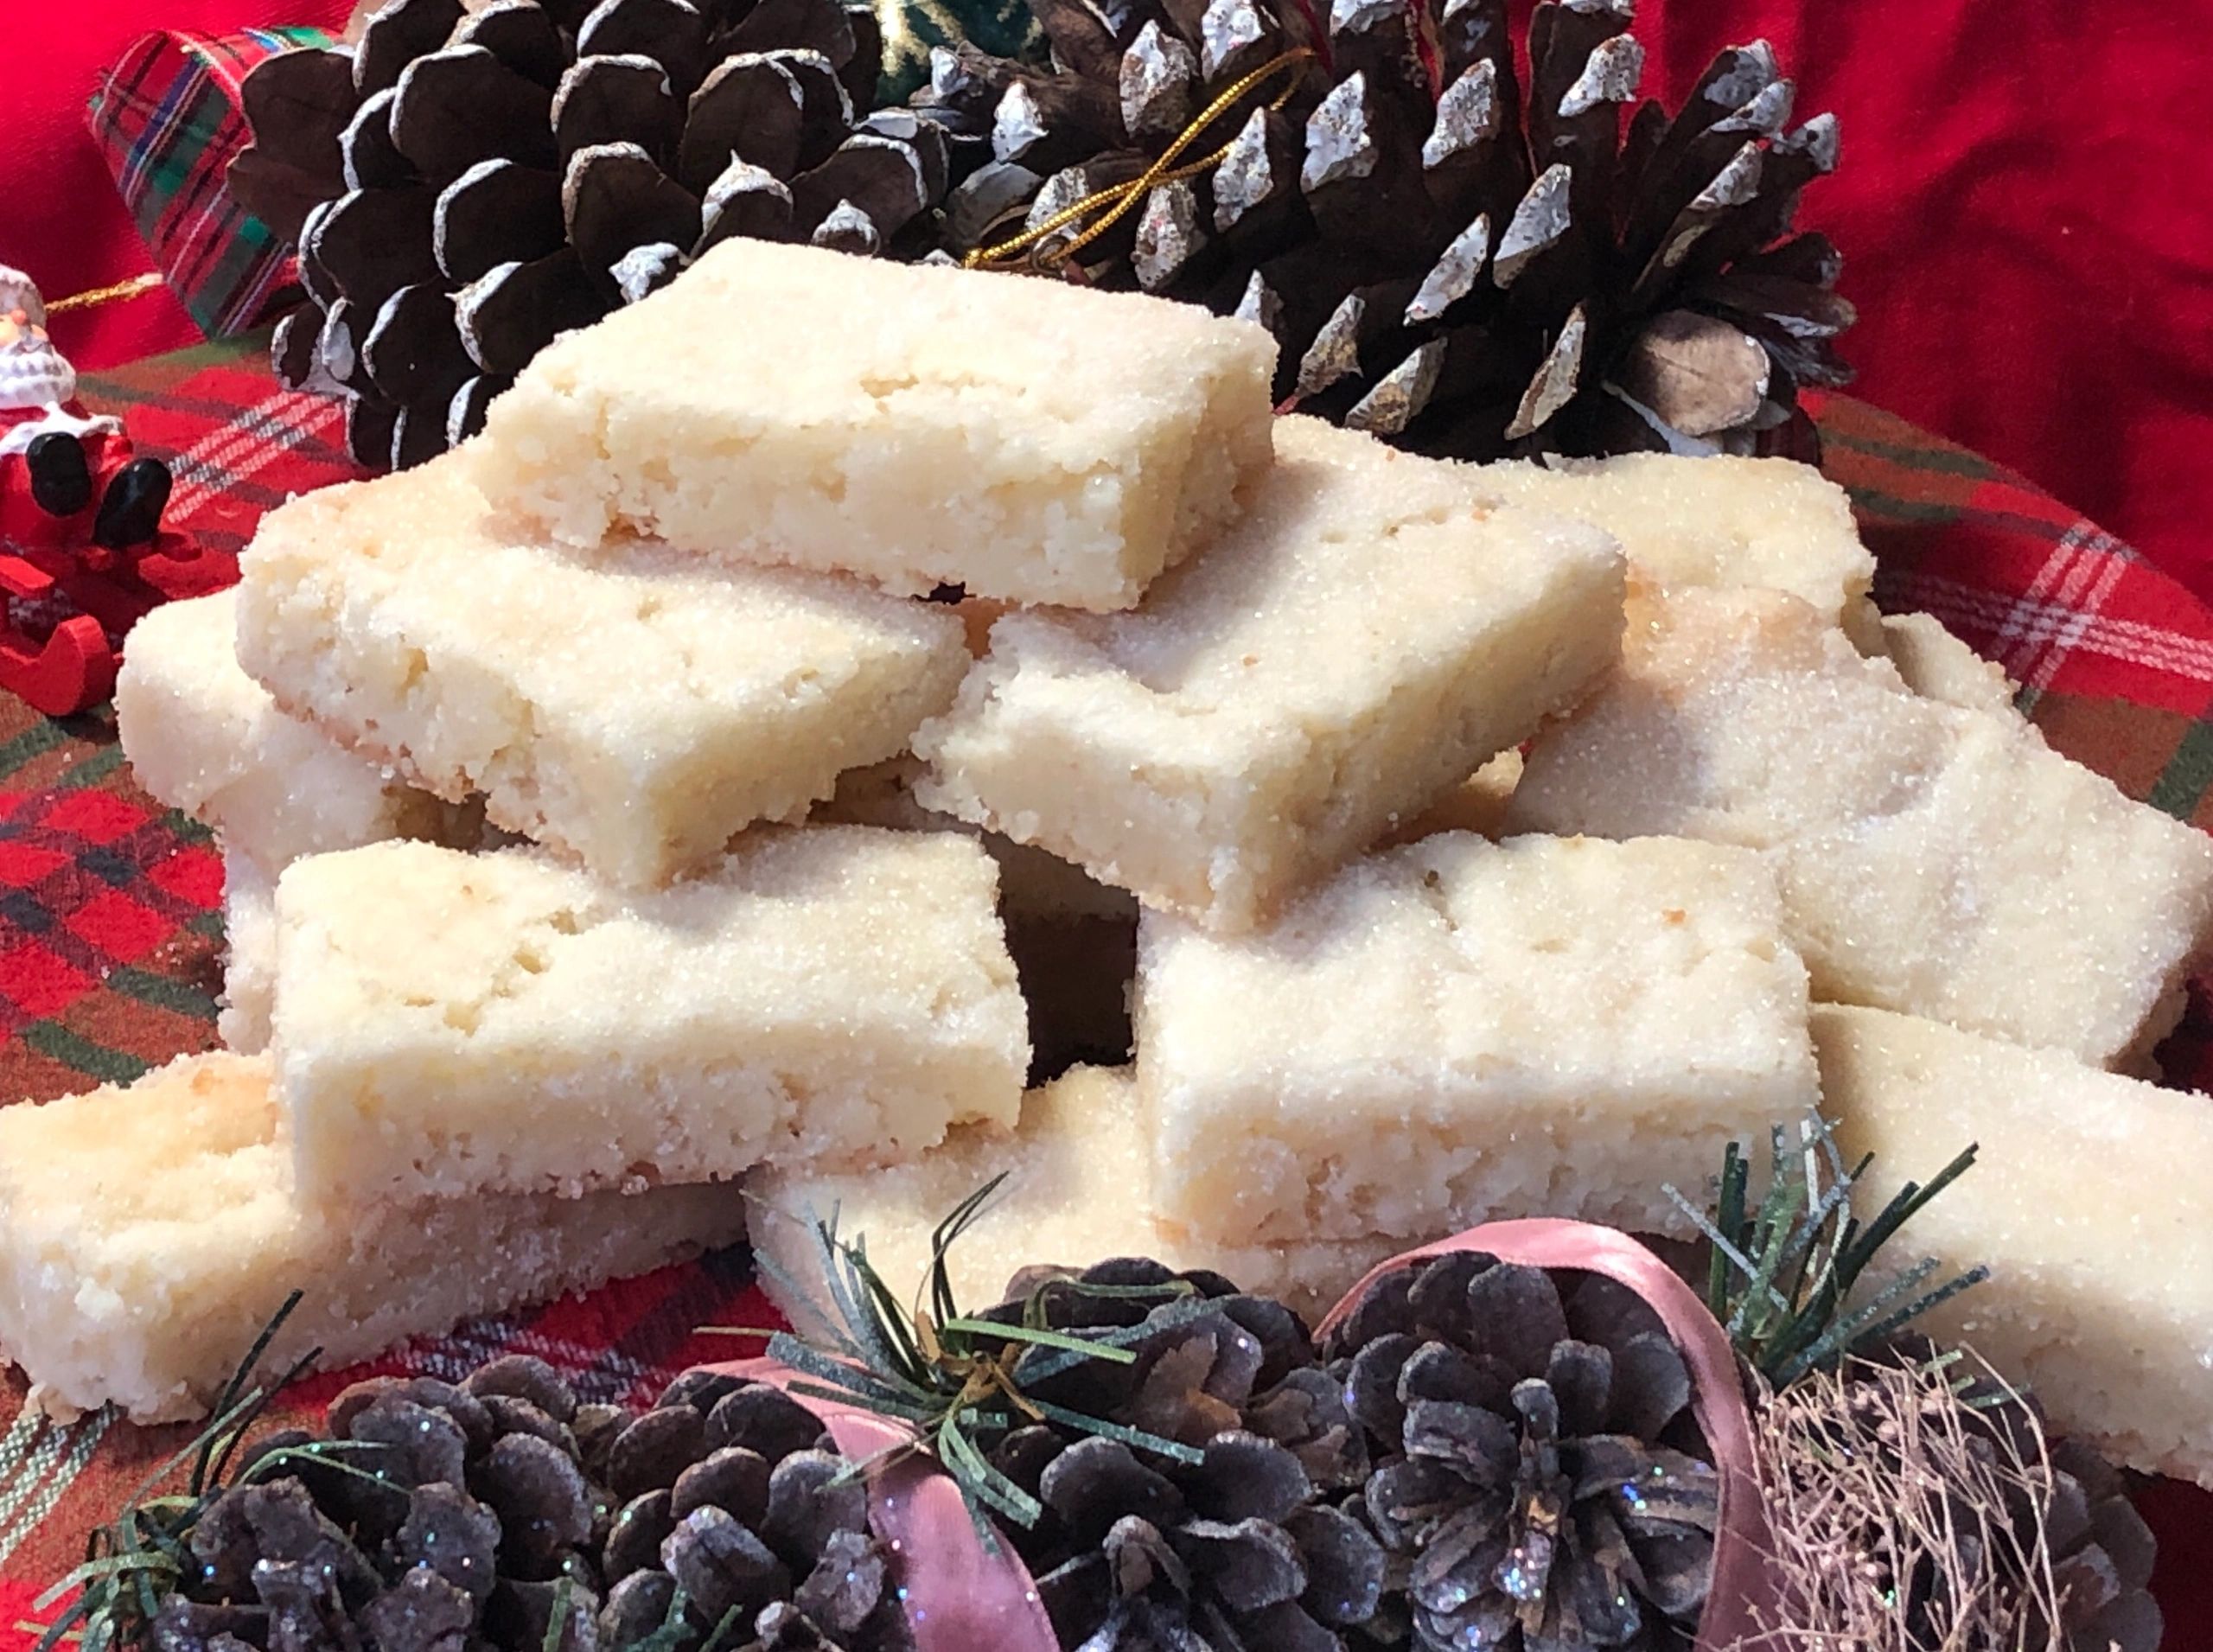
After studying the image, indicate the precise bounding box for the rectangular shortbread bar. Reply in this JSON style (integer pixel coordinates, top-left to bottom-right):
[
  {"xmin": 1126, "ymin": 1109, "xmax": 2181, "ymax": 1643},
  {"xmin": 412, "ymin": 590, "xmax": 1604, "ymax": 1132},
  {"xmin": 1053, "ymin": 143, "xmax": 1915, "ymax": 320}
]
[
  {"xmin": 751, "ymin": 1065, "xmax": 1402, "ymax": 1325},
  {"xmin": 1508, "ymin": 587, "xmax": 2213, "ymax": 1068},
  {"xmin": 0, "ymin": 1052, "xmax": 747, "ymax": 1423},
  {"xmin": 235, "ymin": 454, "xmax": 969, "ymax": 888},
  {"xmin": 1479, "ymin": 452, "xmax": 1879, "ymax": 644},
  {"xmin": 915, "ymin": 417, "xmax": 1626, "ymax": 930},
  {"xmin": 470, "ymin": 239, "xmax": 1279, "ymax": 611},
  {"xmin": 1815, "ymin": 1005, "xmax": 2213, "ymax": 1486},
  {"xmin": 1136, "ymin": 831, "xmax": 1819, "ymax": 1245},
  {"xmin": 271, "ymin": 829, "xmax": 1029, "ymax": 1202},
  {"xmin": 220, "ymin": 847, "xmax": 277, "ymax": 1054},
  {"xmin": 118, "ymin": 588, "xmax": 481, "ymax": 871}
]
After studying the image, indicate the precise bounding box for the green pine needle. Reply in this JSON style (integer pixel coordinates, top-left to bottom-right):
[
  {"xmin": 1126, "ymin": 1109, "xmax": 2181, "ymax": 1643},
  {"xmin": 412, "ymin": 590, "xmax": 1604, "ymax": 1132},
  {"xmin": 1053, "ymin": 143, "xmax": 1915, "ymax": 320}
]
[
  {"xmin": 763, "ymin": 1181, "xmax": 1216, "ymax": 1534},
  {"xmin": 936, "ymin": 1317, "xmax": 1139, "ymax": 1362},
  {"xmin": 36, "ymin": 1294, "xmax": 331, "ymax": 1652},
  {"xmin": 1674, "ymin": 1114, "xmax": 1990, "ymax": 1386},
  {"xmin": 541, "ymin": 1579, "xmax": 576, "ymax": 1652}
]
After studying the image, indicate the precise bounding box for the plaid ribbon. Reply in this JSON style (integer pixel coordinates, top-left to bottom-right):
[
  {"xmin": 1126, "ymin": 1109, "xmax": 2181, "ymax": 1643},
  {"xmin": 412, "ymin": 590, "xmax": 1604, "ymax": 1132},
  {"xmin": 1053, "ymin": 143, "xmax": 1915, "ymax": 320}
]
[
  {"xmin": 85, "ymin": 29, "xmax": 331, "ymax": 340},
  {"xmin": 0, "ymin": 346, "xmax": 2210, "ymax": 1633}
]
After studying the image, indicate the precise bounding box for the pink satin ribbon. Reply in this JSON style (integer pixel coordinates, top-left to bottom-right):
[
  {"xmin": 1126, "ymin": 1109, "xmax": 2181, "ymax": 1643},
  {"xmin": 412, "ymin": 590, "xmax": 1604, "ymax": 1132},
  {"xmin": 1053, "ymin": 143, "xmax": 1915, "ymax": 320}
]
[
  {"xmin": 1311, "ymin": 1220, "xmax": 1774, "ymax": 1651},
  {"xmin": 707, "ymin": 1218, "xmax": 1769, "ymax": 1651},
  {"xmin": 701, "ymin": 1357, "xmax": 1060, "ymax": 1652}
]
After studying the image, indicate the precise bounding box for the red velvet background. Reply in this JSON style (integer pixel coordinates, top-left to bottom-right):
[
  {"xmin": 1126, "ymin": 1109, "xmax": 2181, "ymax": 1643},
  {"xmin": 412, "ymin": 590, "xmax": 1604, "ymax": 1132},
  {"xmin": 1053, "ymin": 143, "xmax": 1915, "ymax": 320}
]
[
  {"xmin": 1, "ymin": 1, "xmax": 346, "ymax": 367},
  {"xmin": 11, "ymin": 3, "xmax": 2213, "ymax": 597}
]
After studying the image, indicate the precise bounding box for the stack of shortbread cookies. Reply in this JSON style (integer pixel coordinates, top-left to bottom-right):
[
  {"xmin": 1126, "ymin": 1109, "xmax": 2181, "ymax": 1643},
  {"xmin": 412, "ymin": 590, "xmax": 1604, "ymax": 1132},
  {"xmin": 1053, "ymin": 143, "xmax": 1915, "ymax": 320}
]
[{"xmin": 3, "ymin": 239, "xmax": 2209, "ymax": 1488}]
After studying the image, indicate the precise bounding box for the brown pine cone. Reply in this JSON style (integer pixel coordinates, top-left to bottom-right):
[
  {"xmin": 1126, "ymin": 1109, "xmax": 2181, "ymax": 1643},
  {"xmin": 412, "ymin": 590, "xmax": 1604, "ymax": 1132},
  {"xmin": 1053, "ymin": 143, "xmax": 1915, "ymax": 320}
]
[
  {"xmin": 593, "ymin": 1372, "xmax": 914, "ymax": 1652},
  {"xmin": 147, "ymin": 1354, "xmax": 909, "ymax": 1652},
  {"xmin": 914, "ymin": 0, "xmax": 1849, "ymax": 462},
  {"xmin": 965, "ymin": 1258, "xmax": 1379, "ymax": 1649},
  {"xmin": 232, "ymin": 0, "xmax": 947, "ymax": 472},
  {"xmin": 1321, "ymin": 1252, "xmax": 1718, "ymax": 1652}
]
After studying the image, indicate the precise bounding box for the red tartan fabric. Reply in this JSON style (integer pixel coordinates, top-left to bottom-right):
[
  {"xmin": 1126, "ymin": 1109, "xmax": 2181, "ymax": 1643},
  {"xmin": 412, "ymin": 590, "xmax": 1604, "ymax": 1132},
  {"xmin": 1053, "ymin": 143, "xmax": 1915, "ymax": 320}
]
[
  {"xmin": 0, "ymin": 0, "xmax": 354, "ymax": 372},
  {"xmin": 0, "ymin": 346, "xmax": 2209, "ymax": 1643},
  {"xmin": 87, "ymin": 28, "xmax": 334, "ymax": 339}
]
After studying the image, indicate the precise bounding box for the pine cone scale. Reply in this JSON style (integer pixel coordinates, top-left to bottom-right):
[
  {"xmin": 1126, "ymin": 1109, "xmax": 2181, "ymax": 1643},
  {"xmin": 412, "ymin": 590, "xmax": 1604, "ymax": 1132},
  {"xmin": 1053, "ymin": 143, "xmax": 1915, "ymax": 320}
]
[{"xmin": 910, "ymin": 0, "xmax": 1852, "ymax": 456}]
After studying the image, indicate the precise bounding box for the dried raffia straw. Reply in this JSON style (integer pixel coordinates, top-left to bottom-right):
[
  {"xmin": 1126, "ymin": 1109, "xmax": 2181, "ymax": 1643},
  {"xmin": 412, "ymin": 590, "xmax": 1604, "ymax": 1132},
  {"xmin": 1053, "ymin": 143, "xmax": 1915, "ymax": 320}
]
[
  {"xmin": 965, "ymin": 48, "xmax": 1317, "ymax": 274},
  {"xmin": 1738, "ymin": 1349, "xmax": 2075, "ymax": 1650}
]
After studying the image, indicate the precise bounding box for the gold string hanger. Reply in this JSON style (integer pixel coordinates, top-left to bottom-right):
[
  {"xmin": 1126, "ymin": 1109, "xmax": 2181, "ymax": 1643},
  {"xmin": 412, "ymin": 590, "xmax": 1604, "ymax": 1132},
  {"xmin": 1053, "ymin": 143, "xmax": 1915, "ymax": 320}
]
[
  {"xmin": 46, "ymin": 272, "xmax": 165, "ymax": 315},
  {"xmin": 966, "ymin": 46, "xmax": 1318, "ymax": 275}
]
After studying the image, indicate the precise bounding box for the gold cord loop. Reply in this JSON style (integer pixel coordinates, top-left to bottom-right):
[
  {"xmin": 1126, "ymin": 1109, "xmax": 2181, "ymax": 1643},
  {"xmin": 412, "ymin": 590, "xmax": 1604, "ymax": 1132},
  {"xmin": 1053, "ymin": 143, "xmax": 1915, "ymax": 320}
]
[
  {"xmin": 46, "ymin": 272, "xmax": 165, "ymax": 315},
  {"xmin": 965, "ymin": 47, "xmax": 1317, "ymax": 274}
]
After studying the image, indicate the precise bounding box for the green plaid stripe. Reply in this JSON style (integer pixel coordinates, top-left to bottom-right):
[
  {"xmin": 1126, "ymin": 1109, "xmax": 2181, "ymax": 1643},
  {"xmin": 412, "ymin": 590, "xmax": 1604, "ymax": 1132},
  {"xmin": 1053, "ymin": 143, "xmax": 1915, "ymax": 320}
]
[
  {"xmin": 1813, "ymin": 391, "xmax": 2213, "ymax": 827},
  {"xmin": 86, "ymin": 28, "xmax": 331, "ymax": 336}
]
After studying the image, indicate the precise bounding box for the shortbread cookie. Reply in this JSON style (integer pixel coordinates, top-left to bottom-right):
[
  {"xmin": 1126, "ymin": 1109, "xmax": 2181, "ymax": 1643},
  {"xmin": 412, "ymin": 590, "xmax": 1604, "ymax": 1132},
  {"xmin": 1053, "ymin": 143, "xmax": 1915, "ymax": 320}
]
[
  {"xmin": 1509, "ymin": 587, "xmax": 2213, "ymax": 1068},
  {"xmin": 814, "ymin": 760, "xmax": 1137, "ymax": 1076},
  {"xmin": 118, "ymin": 588, "xmax": 481, "ymax": 871},
  {"xmin": 751, "ymin": 1066, "xmax": 1400, "ymax": 1325},
  {"xmin": 235, "ymin": 455, "xmax": 968, "ymax": 888},
  {"xmin": 1480, "ymin": 451, "xmax": 1878, "ymax": 643},
  {"xmin": 1816, "ymin": 1005, "xmax": 2213, "ymax": 1486},
  {"xmin": 471, "ymin": 239, "xmax": 1278, "ymax": 610},
  {"xmin": 915, "ymin": 418, "xmax": 1625, "ymax": 930},
  {"xmin": 1880, "ymin": 610, "xmax": 2018, "ymax": 714},
  {"xmin": 815, "ymin": 756, "xmax": 1135, "ymax": 924},
  {"xmin": 219, "ymin": 847, "xmax": 277, "ymax": 1054},
  {"xmin": 1136, "ymin": 832, "xmax": 1818, "ymax": 1245},
  {"xmin": 0, "ymin": 1052, "xmax": 746, "ymax": 1423},
  {"xmin": 272, "ymin": 830, "xmax": 1028, "ymax": 1202}
]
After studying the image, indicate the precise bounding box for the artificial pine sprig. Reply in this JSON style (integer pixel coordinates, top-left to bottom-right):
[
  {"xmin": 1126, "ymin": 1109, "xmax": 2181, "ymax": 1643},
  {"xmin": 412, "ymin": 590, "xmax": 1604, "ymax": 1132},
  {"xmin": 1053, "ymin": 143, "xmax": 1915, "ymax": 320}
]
[
  {"xmin": 30, "ymin": 1293, "xmax": 386, "ymax": 1652},
  {"xmin": 746, "ymin": 1176, "xmax": 1217, "ymax": 1539},
  {"xmin": 1667, "ymin": 1115, "xmax": 1991, "ymax": 1387}
]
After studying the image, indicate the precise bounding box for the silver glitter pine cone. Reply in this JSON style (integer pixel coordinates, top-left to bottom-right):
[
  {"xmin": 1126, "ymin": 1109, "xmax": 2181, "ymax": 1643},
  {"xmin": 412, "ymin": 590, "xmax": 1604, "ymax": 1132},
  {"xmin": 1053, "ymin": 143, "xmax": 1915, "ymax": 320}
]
[{"xmin": 915, "ymin": 0, "xmax": 1852, "ymax": 461}]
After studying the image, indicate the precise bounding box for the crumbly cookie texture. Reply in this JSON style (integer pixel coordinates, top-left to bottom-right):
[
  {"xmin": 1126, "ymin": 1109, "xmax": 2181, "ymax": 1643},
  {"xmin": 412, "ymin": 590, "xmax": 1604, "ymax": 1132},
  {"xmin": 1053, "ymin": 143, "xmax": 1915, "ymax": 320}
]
[
  {"xmin": 1136, "ymin": 831, "xmax": 1818, "ymax": 1246},
  {"xmin": 1381, "ymin": 749, "xmax": 1526, "ymax": 847},
  {"xmin": 117, "ymin": 588, "xmax": 480, "ymax": 871},
  {"xmin": 750, "ymin": 1065, "xmax": 1401, "ymax": 1325},
  {"xmin": 219, "ymin": 847, "xmax": 277, "ymax": 1055},
  {"xmin": 1816, "ymin": 1005, "xmax": 2213, "ymax": 1487},
  {"xmin": 234, "ymin": 452, "xmax": 968, "ymax": 889},
  {"xmin": 1479, "ymin": 451, "xmax": 1879, "ymax": 645},
  {"xmin": 271, "ymin": 830, "xmax": 1028, "ymax": 1202},
  {"xmin": 470, "ymin": 239, "xmax": 1278, "ymax": 611},
  {"xmin": 914, "ymin": 417, "xmax": 1626, "ymax": 931},
  {"xmin": 0, "ymin": 1051, "xmax": 746, "ymax": 1424},
  {"xmin": 1509, "ymin": 586, "xmax": 2213, "ymax": 1068},
  {"xmin": 1879, "ymin": 610, "xmax": 2020, "ymax": 714}
]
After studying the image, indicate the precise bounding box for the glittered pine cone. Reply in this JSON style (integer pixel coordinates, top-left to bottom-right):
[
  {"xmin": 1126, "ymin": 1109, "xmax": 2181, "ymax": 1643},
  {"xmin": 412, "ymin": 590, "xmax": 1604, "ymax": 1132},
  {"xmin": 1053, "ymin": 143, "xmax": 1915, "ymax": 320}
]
[
  {"xmin": 960, "ymin": 1259, "xmax": 1380, "ymax": 1649},
  {"xmin": 231, "ymin": 0, "xmax": 950, "ymax": 472},
  {"xmin": 2040, "ymin": 1438, "xmax": 2162, "ymax": 1652},
  {"xmin": 590, "ymin": 1370, "xmax": 913, "ymax": 1652},
  {"xmin": 1320, "ymin": 1252, "xmax": 1719, "ymax": 1651},
  {"xmin": 991, "ymin": 1257, "xmax": 1319, "ymax": 1435},
  {"xmin": 916, "ymin": 0, "xmax": 1850, "ymax": 461},
  {"xmin": 150, "ymin": 1355, "xmax": 910, "ymax": 1652},
  {"xmin": 994, "ymin": 1427, "xmax": 1389, "ymax": 1650}
]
